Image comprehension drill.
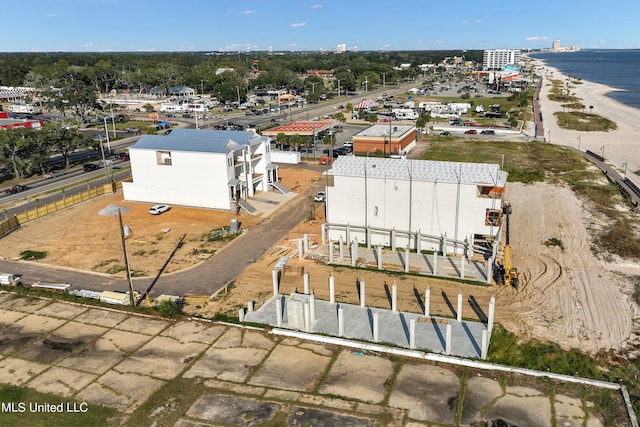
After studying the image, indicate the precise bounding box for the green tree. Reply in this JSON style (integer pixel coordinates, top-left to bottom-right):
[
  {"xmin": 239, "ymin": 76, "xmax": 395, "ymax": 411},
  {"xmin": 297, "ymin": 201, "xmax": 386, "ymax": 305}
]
[
  {"xmin": 0, "ymin": 128, "xmax": 37, "ymax": 179},
  {"xmin": 275, "ymin": 132, "xmax": 288, "ymax": 148},
  {"xmin": 40, "ymin": 123, "xmax": 93, "ymax": 170},
  {"xmin": 289, "ymin": 134, "xmax": 303, "ymax": 153}
]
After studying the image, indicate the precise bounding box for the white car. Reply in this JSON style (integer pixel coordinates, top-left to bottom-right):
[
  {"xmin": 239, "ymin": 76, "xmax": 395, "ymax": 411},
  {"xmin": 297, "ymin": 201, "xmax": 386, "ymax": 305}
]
[
  {"xmin": 43, "ymin": 171, "xmax": 65, "ymax": 179},
  {"xmin": 314, "ymin": 192, "xmax": 326, "ymax": 202},
  {"xmin": 149, "ymin": 204, "xmax": 171, "ymax": 215}
]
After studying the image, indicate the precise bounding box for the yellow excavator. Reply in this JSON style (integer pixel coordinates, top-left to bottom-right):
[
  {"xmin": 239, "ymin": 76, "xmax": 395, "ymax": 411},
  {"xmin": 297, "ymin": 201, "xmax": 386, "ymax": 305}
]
[{"xmin": 495, "ymin": 203, "xmax": 519, "ymax": 288}]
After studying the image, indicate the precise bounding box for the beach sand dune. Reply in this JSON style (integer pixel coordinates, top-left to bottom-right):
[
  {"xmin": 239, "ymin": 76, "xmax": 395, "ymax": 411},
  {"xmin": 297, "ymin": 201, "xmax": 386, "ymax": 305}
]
[{"xmin": 497, "ymin": 58, "xmax": 640, "ymax": 354}]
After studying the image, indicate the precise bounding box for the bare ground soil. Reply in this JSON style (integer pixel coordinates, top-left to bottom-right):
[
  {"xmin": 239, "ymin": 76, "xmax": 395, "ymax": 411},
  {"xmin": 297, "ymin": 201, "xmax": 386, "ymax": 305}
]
[{"xmin": 1, "ymin": 167, "xmax": 638, "ymax": 355}]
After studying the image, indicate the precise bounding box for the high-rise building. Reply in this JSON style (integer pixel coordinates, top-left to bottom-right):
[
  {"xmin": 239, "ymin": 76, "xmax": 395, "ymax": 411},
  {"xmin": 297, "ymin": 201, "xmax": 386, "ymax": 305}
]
[
  {"xmin": 336, "ymin": 43, "xmax": 347, "ymax": 53},
  {"xmin": 482, "ymin": 49, "xmax": 521, "ymax": 70}
]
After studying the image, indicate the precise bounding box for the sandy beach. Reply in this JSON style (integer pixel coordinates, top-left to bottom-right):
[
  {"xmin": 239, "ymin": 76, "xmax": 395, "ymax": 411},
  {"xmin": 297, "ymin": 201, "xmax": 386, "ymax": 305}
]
[{"xmin": 529, "ymin": 56, "xmax": 640, "ymax": 185}]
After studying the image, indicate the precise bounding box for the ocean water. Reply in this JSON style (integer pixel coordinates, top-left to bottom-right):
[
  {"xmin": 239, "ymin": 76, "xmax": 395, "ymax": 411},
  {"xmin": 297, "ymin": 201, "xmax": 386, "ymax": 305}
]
[{"xmin": 531, "ymin": 50, "xmax": 640, "ymax": 110}]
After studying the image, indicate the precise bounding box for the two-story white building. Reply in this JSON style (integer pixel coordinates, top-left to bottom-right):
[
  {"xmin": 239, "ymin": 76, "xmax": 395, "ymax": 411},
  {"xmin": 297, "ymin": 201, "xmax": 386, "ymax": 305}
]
[
  {"xmin": 122, "ymin": 129, "xmax": 281, "ymax": 210},
  {"xmin": 323, "ymin": 156, "xmax": 508, "ymax": 254}
]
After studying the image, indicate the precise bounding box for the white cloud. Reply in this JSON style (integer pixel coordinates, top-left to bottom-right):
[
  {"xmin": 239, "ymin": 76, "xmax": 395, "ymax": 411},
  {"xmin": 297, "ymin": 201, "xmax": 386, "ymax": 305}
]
[
  {"xmin": 80, "ymin": 42, "xmax": 95, "ymax": 48},
  {"xmin": 290, "ymin": 22, "xmax": 305, "ymax": 28},
  {"xmin": 46, "ymin": 12, "xmax": 57, "ymax": 17},
  {"xmin": 241, "ymin": 10, "xmax": 256, "ymax": 14},
  {"xmin": 461, "ymin": 19, "xmax": 482, "ymax": 24},
  {"xmin": 222, "ymin": 43, "xmax": 260, "ymax": 51},
  {"xmin": 311, "ymin": 4, "xmax": 323, "ymax": 8},
  {"xmin": 525, "ymin": 36, "xmax": 552, "ymax": 42}
]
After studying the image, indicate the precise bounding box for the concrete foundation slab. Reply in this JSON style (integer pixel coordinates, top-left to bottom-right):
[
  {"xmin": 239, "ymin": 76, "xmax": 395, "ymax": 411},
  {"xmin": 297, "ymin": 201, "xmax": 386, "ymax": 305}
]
[
  {"xmin": 74, "ymin": 308, "xmax": 129, "ymax": 328},
  {"xmin": 186, "ymin": 394, "xmax": 281, "ymax": 425},
  {"xmin": 27, "ymin": 366, "xmax": 98, "ymax": 397},
  {"xmin": 0, "ymin": 308, "xmax": 29, "ymax": 327},
  {"xmin": 388, "ymin": 363, "xmax": 460, "ymax": 424},
  {"xmin": 484, "ymin": 394, "xmax": 553, "ymax": 427},
  {"xmin": 159, "ymin": 321, "xmax": 227, "ymax": 344},
  {"xmin": 0, "ymin": 357, "xmax": 48, "ymax": 386},
  {"xmin": 319, "ymin": 350, "xmax": 393, "ymax": 404},
  {"xmin": 287, "ymin": 406, "xmax": 374, "ymax": 426},
  {"xmin": 184, "ymin": 346, "xmax": 270, "ymax": 383},
  {"xmin": 1, "ymin": 296, "xmax": 51, "ymax": 313},
  {"xmin": 34, "ymin": 301, "xmax": 88, "ymax": 319},
  {"xmin": 461, "ymin": 376, "xmax": 505, "ymax": 425},
  {"xmin": 114, "ymin": 316, "xmax": 170, "ymax": 335},
  {"xmin": 248, "ymin": 343, "xmax": 331, "ymax": 392},
  {"xmin": 77, "ymin": 370, "xmax": 164, "ymax": 413}
]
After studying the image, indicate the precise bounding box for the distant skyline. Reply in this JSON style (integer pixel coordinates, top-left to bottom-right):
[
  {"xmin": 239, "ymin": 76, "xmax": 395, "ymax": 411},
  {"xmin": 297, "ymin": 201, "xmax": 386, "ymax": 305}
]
[{"xmin": 2, "ymin": 0, "xmax": 639, "ymax": 52}]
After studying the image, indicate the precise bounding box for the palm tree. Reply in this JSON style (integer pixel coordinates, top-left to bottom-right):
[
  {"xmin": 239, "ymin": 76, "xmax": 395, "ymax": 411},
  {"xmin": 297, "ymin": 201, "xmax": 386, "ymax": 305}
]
[{"xmin": 589, "ymin": 105, "xmax": 594, "ymax": 114}]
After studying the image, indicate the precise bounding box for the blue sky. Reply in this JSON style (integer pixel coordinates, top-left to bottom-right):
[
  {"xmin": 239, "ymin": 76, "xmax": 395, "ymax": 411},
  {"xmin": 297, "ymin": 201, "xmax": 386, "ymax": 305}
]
[{"xmin": 2, "ymin": 0, "xmax": 639, "ymax": 52}]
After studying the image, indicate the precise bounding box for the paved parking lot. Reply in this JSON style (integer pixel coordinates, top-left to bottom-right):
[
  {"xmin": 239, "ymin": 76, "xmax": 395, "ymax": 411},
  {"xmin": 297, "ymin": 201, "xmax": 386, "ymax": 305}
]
[{"xmin": 0, "ymin": 292, "xmax": 608, "ymax": 426}]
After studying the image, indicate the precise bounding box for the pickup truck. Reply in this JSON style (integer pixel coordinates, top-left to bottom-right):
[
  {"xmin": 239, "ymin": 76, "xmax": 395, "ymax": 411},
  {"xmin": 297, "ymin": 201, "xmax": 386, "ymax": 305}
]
[{"xmin": 0, "ymin": 273, "xmax": 23, "ymax": 286}]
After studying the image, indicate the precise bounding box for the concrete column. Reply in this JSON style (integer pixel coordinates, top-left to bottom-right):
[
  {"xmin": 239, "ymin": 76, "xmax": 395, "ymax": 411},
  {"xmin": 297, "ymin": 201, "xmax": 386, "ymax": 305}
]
[
  {"xmin": 238, "ymin": 308, "xmax": 245, "ymax": 322},
  {"xmin": 328, "ymin": 240, "xmax": 334, "ymax": 263},
  {"xmin": 351, "ymin": 240, "xmax": 357, "ymax": 267},
  {"xmin": 338, "ymin": 305, "xmax": 344, "ymax": 337},
  {"xmin": 276, "ymin": 296, "xmax": 283, "ymax": 327},
  {"xmin": 445, "ymin": 321, "xmax": 452, "ymax": 356},
  {"xmin": 443, "ymin": 233, "xmax": 448, "ymax": 257},
  {"xmin": 392, "ymin": 281, "xmax": 398, "ymax": 312},
  {"xmin": 488, "ymin": 295, "xmax": 495, "ymax": 334},
  {"xmin": 391, "ymin": 228, "xmax": 396, "ymax": 251},
  {"xmin": 339, "ymin": 235, "xmax": 344, "ymax": 260},
  {"xmin": 469, "ymin": 235, "xmax": 474, "ymax": 258},
  {"xmin": 304, "ymin": 301, "xmax": 311, "ymax": 332},
  {"xmin": 457, "ymin": 290, "xmax": 463, "ymax": 322},
  {"xmin": 460, "ymin": 256, "xmax": 466, "ymax": 279},
  {"xmin": 272, "ymin": 269, "xmax": 279, "ymax": 296},
  {"xmin": 321, "ymin": 223, "xmax": 326, "ymax": 244},
  {"xmin": 481, "ymin": 329, "xmax": 488, "ymax": 359},
  {"xmin": 310, "ymin": 292, "xmax": 316, "ymax": 323},
  {"xmin": 486, "ymin": 257, "xmax": 493, "ymax": 284},
  {"xmin": 329, "ymin": 273, "xmax": 335, "ymax": 304},
  {"xmin": 303, "ymin": 272, "xmax": 310, "ymax": 294},
  {"xmin": 424, "ymin": 286, "xmax": 431, "ymax": 317},
  {"xmin": 377, "ymin": 245, "xmax": 383, "ymax": 270},
  {"xmin": 346, "ymin": 224, "xmax": 351, "ymax": 244},
  {"xmin": 404, "ymin": 246, "xmax": 410, "ymax": 273},
  {"xmin": 303, "ymin": 232, "xmax": 309, "ymax": 253},
  {"xmin": 409, "ymin": 318, "xmax": 416, "ymax": 349},
  {"xmin": 432, "ymin": 252, "xmax": 438, "ymax": 275},
  {"xmin": 298, "ymin": 238, "xmax": 303, "ymax": 259},
  {"xmin": 416, "ymin": 231, "xmax": 421, "ymax": 253},
  {"xmin": 366, "ymin": 227, "xmax": 371, "ymax": 249},
  {"xmin": 359, "ymin": 279, "xmax": 366, "ymax": 308},
  {"xmin": 247, "ymin": 301, "xmax": 254, "ymax": 312},
  {"xmin": 373, "ymin": 312, "xmax": 379, "ymax": 342}
]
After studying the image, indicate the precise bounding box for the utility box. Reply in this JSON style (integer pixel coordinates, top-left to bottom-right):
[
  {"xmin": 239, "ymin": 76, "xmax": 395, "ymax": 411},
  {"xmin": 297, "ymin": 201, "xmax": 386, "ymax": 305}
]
[
  {"xmin": 230, "ymin": 218, "xmax": 239, "ymax": 233},
  {"xmin": 0, "ymin": 273, "xmax": 22, "ymax": 286}
]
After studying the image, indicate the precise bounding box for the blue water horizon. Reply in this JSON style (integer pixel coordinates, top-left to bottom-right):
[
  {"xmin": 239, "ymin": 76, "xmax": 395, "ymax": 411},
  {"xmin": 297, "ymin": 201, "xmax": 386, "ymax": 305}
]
[{"xmin": 530, "ymin": 49, "xmax": 640, "ymax": 110}]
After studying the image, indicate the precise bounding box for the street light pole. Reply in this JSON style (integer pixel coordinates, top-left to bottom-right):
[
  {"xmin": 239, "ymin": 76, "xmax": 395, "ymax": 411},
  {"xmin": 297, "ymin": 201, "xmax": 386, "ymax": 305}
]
[
  {"xmin": 336, "ymin": 79, "xmax": 342, "ymax": 98},
  {"xmin": 235, "ymin": 86, "xmax": 241, "ymax": 107},
  {"xmin": 601, "ymin": 145, "xmax": 605, "ymax": 159},
  {"xmin": 623, "ymin": 161, "xmax": 628, "ymax": 179},
  {"xmin": 576, "ymin": 135, "xmax": 581, "ymax": 151}
]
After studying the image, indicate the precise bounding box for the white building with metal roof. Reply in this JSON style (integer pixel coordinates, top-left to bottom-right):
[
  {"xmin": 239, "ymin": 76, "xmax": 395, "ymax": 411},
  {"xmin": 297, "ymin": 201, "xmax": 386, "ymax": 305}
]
[
  {"xmin": 323, "ymin": 156, "xmax": 508, "ymax": 254},
  {"xmin": 122, "ymin": 129, "xmax": 282, "ymax": 211}
]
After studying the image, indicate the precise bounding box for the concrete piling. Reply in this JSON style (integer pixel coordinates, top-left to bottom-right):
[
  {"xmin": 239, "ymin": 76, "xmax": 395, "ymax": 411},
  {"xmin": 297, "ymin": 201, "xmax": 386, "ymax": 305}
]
[
  {"xmin": 329, "ymin": 273, "xmax": 335, "ymax": 303},
  {"xmin": 351, "ymin": 240, "xmax": 357, "ymax": 267},
  {"xmin": 328, "ymin": 240, "xmax": 334, "ymax": 263},
  {"xmin": 338, "ymin": 305, "xmax": 344, "ymax": 336},
  {"xmin": 404, "ymin": 246, "xmax": 410, "ymax": 273},
  {"xmin": 298, "ymin": 238, "xmax": 303, "ymax": 259},
  {"xmin": 272, "ymin": 269, "xmax": 279, "ymax": 296},
  {"xmin": 303, "ymin": 272, "xmax": 310, "ymax": 294},
  {"xmin": 486, "ymin": 257, "xmax": 493, "ymax": 284},
  {"xmin": 366, "ymin": 227, "xmax": 371, "ymax": 249},
  {"xmin": 425, "ymin": 286, "xmax": 431, "ymax": 317},
  {"xmin": 457, "ymin": 290, "xmax": 463, "ymax": 322},
  {"xmin": 433, "ymin": 252, "xmax": 438, "ymax": 275},
  {"xmin": 445, "ymin": 321, "xmax": 452, "ymax": 355},
  {"xmin": 488, "ymin": 295, "xmax": 495, "ymax": 334},
  {"xmin": 310, "ymin": 292, "xmax": 316, "ymax": 323},
  {"xmin": 409, "ymin": 318, "xmax": 416, "ymax": 349},
  {"xmin": 304, "ymin": 301, "xmax": 311, "ymax": 332},
  {"xmin": 392, "ymin": 281, "xmax": 398, "ymax": 312},
  {"xmin": 248, "ymin": 301, "xmax": 254, "ymax": 312},
  {"xmin": 373, "ymin": 312, "xmax": 379, "ymax": 342},
  {"xmin": 391, "ymin": 228, "xmax": 396, "ymax": 251},
  {"xmin": 276, "ymin": 296, "xmax": 283, "ymax": 327},
  {"xmin": 360, "ymin": 279, "xmax": 366, "ymax": 308},
  {"xmin": 416, "ymin": 231, "xmax": 421, "ymax": 253},
  {"xmin": 460, "ymin": 256, "xmax": 466, "ymax": 279},
  {"xmin": 238, "ymin": 308, "xmax": 245, "ymax": 322},
  {"xmin": 303, "ymin": 232, "xmax": 309, "ymax": 253},
  {"xmin": 321, "ymin": 224, "xmax": 326, "ymax": 244},
  {"xmin": 481, "ymin": 329, "xmax": 488, "ymax": 359},
  {"xmin": 346, "ymin": 224, "xmax": 351, "ymax": 243},
  {"xmin": 339, "ymin": 235, "xmax": 344, "ymax": 260},
  {"xmin": 377, "ymin": 245, "xmax": 383, "ymax": 270}
]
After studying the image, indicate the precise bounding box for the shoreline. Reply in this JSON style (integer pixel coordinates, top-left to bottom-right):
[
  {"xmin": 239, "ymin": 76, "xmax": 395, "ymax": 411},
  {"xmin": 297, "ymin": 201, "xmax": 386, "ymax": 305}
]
[{"xmin": 528, "ymin": 56, "xmax": 640, "ymax": 184}]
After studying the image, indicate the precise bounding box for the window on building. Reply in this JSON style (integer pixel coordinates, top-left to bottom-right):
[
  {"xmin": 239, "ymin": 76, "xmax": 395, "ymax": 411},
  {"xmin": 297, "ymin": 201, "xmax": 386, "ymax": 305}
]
[
  {"xmin": 485, "ymin": 209, "xmax": 500, "ymax": 226},
  {"xmin": 156, "ymin": 151, "xmax": 172, "ymax": 165}
]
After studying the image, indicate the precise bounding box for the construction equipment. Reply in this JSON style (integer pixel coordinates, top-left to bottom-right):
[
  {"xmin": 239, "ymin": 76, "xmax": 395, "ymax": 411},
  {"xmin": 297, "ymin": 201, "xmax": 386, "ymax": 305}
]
[{"xmin": 495, "ymin": 203, "xmax": 519, "ymax": 288}]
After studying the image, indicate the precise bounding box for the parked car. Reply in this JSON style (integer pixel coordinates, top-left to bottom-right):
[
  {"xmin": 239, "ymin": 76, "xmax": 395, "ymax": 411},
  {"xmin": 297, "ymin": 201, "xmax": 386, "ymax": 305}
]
[
  {"xmin": 480, "ymin": 129, "xmax": 496, "ymax": 135},
  {"xmin": 149, "ymin": 204, "xmax": 171, "ymax": 215},
  {"xmin": 83, "ymin": 163, "xmax": 101, "ymax": 172},
  {"xmin": 117, "ymin": 152, "xmax": 130, "ymax": 161},
  {"xmin": 43, "ymin": 171, "xmax": 65, "ymax": 179},
  {"xmin": 314, "ymin": 192, "xmax": 326, "ymax": 202},
  {"xmin": 464, "ymin": 129, "xmax": 478, "ymax": 135},
  {"xmin": 439, "ymin": 131, "xmax": 451, "ymax": 136}
]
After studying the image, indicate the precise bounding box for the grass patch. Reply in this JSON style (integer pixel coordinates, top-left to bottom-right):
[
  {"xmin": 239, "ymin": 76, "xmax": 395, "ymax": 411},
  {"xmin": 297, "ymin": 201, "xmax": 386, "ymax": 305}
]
[
  {"xmin": 554, "ymin": 111, "xmax": 617, "ymax": 132},
  {"xmin": 19, "ymin": 250, "xmax": 46, "ymax": 260},
  {"xmin": 599, "ymin": 219, "xmax": 640, "ymax": 259},
  {"xmin": 0, "ymin": 383, "xmax": 120, "ymax": 426}
]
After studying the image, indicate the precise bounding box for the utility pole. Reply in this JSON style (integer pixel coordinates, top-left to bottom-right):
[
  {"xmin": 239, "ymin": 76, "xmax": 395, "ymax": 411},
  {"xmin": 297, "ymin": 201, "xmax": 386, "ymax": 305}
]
[{"xmin": 117, "ymin": 208, "xmax": 136, "ymax": 306}]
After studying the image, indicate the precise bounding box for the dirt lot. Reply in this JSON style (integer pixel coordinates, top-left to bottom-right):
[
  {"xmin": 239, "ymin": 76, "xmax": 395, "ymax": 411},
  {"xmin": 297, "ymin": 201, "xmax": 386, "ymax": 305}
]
[{"xmin": 1, "ymin": 165, "xmax": 638, "ymax": 355}]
